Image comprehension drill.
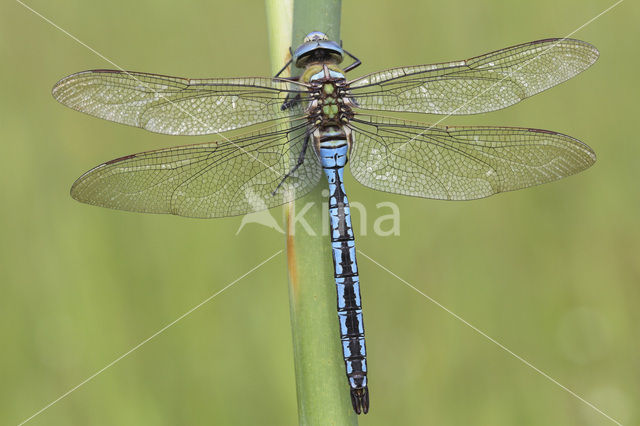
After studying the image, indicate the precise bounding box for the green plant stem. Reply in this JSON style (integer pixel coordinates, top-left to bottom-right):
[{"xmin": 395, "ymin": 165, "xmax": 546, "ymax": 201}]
[{"xmin": 265, "ymin": 0, "xmax": 356, "ymax": 424}]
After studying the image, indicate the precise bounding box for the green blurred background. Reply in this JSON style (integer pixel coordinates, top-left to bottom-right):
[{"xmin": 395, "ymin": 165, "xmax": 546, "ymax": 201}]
[{"xmin": 2, "ymin": 0, "xmax": 638, "ymax": 424}]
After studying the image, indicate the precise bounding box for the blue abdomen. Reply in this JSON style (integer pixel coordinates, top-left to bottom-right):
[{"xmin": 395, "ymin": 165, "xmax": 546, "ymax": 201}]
[{"xmin": 317, "ymin": 136, "xmax": 369, "ymax": 414}]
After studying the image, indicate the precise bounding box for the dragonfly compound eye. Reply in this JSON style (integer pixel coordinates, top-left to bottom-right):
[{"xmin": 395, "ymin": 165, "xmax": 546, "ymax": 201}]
[{"xmin": 304, "ymin": 31, "xmax": 329, "ymax": 43}]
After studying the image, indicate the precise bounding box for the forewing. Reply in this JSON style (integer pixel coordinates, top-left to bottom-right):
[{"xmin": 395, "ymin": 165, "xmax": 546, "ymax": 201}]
[
  {"xmin": 71, "ymin": 120, "xmax": 322, "ymax": 217},
  {"xmin": 53, "ymin": 70, "xmax": 309, "ymax": 135},
  {"xmin": 348, "ymin": 116, "xmax": 595, "ymax": 200},
  {"xmin": 348, "ymin": 39, "xmax": 598, "ymax": 115}
]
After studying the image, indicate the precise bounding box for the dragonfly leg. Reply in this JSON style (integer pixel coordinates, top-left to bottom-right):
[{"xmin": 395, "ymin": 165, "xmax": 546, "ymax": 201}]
[
  {"xmin": 272, "ymin": 132, "xmax": 311, "ymax": 196},
  {"xmin": 273, "ymin": 57, "xmax": 293, "ymax": 79},
  {"xmin": 275, "ymin": 49, "xmax": 303, "ymax": 109},
  {"xmin": 280, "ymin": 93, "xmax": 302, "ymax": 111},
  {"xmin": 342, "ymin": 48, "xmax": 362, "ymax": 73},
  {"xmin": 274, "ymin": 48, "xmax": 301, "ymax": 81}
]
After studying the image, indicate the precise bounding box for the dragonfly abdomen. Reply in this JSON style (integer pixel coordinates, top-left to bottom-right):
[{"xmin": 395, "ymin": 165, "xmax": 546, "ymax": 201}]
[{"xmin": 316, "ymin": 135, "xmax": 369, "ymax": 414}]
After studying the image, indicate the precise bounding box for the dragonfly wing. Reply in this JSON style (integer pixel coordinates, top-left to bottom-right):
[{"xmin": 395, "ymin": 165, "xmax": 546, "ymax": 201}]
[
  {"xmin": 348, "ymin": 39, "xmax": 598, "ymax": 115},
  {"xmin": 53, "ymin": 70, "xmax": 308, "ymax": 135},
  {"xmin": 71, "ymin": 120, "xmax": 322, "ymax": 217},
  {"xmin": 348, "ymin": 115, "xmax": 595, "ymax": 200}
]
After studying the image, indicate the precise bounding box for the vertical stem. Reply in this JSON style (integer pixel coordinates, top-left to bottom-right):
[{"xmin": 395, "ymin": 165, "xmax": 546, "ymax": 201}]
[
  {"xmin": 265, "ymin": 0, "xmax": 293, "ymax": 68},
  {"xmin": 265, "ymin": 1, "xmax": 357, "ymax": 424}
]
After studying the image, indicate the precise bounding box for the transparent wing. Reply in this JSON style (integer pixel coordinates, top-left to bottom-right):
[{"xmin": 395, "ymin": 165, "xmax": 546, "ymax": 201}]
[
  {"xmin": 53, "ymin": 70, "xmax": 309, "ymax": 135},
  {"xmin": 348, "ymin": 115, "xmax": 595, "ymax": 200},
  {"xmin": 348, "ymin": 39, "xmax": 598, "ymax": 115},
  {"xmin": 71, "ymin": 120, "xmax": 322, "ymax": 218}
]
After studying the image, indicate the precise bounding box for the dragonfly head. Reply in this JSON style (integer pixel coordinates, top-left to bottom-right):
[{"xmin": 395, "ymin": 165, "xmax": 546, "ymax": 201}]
[{"xmin": 293, "ymin": 31, "xmax": 343, "ymax": 68}]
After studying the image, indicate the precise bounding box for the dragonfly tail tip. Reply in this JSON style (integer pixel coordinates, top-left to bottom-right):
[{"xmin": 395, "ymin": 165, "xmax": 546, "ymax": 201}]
[{"xmin": 350, "ymin": 387, "xmax": 369, "ymax": 415}]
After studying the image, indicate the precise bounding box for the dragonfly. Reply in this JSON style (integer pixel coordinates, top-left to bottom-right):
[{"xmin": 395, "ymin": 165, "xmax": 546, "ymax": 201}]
[{"xmin": 52, "ymin": 31, "xmax": 598, "ymax": 414}]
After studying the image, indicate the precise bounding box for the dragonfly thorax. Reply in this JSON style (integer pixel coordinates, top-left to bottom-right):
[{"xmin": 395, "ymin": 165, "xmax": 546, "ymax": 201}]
[{"xmin": 304, "ymin": 64, "xmax": 355, "ymax": 127}]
